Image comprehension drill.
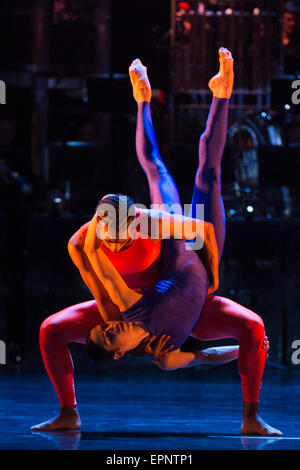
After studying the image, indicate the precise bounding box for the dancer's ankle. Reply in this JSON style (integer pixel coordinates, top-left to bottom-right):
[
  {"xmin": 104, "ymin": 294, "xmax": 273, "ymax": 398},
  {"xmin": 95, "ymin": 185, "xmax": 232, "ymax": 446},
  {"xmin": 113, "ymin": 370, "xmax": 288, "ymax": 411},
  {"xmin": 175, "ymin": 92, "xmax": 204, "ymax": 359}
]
[
  {"xmin": 243, "ymin": 401, "xmax": 259, "ymax": 418},
  {"xmin": 61, "ymin": 405, "xmax": 79, "ymax": 415}
]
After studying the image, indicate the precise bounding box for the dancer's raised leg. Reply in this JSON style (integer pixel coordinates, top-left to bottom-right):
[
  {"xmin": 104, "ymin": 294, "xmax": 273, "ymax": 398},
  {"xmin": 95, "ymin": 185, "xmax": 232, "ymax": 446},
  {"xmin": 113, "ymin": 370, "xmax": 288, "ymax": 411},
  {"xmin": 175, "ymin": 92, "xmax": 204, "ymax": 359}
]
[
  {"xmin": 189, "ymin": 47, "xmax": 233, "ymax": 259},
  {"xmin": 189, "ymin": 48, "xmax": 281, "ymax": 436},
  {"xmin": 129, "ymin": 59, "xmax": 182, "ymax": 213}
]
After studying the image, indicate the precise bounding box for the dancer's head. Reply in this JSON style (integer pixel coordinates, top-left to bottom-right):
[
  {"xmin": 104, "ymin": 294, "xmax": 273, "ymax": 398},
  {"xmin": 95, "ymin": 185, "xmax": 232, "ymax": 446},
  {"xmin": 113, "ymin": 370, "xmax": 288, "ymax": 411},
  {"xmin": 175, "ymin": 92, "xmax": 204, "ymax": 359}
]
[
  {"xmin": 86, "ymin": 321, "xmax": 150, "ymax": 361},
  {"xmin": 96, "ymin": 194, "xmax": 136, "ymax": 252}
]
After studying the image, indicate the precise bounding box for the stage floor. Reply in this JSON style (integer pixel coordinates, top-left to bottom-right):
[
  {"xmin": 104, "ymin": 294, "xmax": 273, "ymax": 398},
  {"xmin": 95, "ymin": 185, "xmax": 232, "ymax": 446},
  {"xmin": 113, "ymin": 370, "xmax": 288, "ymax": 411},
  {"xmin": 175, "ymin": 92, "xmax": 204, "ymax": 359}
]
[{"xmin": 0, "ymin": 365, "xmax": 299, "ymax": 451}]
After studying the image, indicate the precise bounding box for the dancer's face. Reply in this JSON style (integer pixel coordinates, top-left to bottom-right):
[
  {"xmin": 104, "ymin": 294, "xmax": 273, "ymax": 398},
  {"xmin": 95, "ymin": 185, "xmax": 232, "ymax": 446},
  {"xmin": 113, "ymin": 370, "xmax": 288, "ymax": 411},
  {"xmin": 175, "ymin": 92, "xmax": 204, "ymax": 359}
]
[
  {"xmin": 90, "ymin": 321, "xmax": 149, "ymax": 359},
  {"xmin": 97, "ymin": 214, "xmax": 135, "ymax": 253},
  {"xmin": 100, "ymin": 235, "xmax": 133, "ymax": 253}
]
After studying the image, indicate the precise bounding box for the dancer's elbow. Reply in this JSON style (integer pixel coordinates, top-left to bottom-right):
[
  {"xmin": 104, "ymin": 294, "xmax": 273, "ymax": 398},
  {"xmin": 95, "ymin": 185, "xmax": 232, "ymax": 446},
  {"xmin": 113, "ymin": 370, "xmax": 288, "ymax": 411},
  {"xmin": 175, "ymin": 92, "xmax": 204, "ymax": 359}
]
[
  {"xmin": 68, "ymin": 239, "xmax": 81, "ymax": 259},
  {"xmin": 68, "ymin": 240, "xmax": 89, "ymax": 272}
]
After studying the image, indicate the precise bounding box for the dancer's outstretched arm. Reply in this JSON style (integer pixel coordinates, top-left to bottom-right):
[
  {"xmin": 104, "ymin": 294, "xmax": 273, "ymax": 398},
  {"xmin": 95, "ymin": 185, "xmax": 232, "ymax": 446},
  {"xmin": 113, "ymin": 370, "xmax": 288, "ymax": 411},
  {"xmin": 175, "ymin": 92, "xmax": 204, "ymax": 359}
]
[
  {"xmin": 153, "ymin": 346, "xmax": 239, "ymax": 370},
  {"xmin": 133, "ymin": 206, "xmax": 216, "ymax": 252},
  {"xmin": 154, "ymin": 338, "xmax": 269, "ymax": 371},
  {"xmin": 68, "ymin": 223, "xmax": 121, "ymax": 322}
]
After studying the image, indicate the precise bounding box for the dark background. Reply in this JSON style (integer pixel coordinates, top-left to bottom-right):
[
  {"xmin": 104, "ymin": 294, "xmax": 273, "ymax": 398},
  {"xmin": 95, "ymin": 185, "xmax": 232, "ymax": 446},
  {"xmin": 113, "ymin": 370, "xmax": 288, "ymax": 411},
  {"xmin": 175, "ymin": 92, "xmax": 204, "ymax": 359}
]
[{"xmin": 0, "ymin": 0, "xmax": 300, "ymax": 369}]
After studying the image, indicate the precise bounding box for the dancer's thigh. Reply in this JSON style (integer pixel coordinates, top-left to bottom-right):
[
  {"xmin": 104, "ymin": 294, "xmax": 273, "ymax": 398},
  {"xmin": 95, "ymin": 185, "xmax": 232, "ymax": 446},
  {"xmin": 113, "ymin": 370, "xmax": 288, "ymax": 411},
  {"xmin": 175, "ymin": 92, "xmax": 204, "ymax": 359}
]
[
  {"xmin": 41, "ymin": 300, "xmax": 104, "ymax": 344},
  {"xmin": 191, "ymin": 295, "xmax": 263, "ymax": 341}
]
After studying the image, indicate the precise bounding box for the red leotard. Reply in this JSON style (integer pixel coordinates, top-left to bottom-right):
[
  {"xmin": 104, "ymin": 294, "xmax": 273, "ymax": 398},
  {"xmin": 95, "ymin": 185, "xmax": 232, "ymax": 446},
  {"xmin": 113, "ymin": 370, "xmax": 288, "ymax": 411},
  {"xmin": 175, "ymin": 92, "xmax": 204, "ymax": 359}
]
[{"xmin": 101, "ymin": 237, "xmax": 161, "ymax": 289}]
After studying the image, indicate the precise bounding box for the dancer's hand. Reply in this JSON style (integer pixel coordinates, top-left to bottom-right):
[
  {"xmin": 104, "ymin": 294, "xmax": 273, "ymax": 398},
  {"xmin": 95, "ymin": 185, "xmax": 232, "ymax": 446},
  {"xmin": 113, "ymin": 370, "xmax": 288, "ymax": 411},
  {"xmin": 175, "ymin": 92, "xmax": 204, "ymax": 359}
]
[
  {"xmin": 142, "ymin": 334, "xmax": 174, "ymax": 359},
  {"xmin": 140, "ymin": 335, "xmax": 156, "ymax": 355},
  {"xmin": 129, "ymin": 58, "xmax": 152, "ymax": 103},
  {"xmin": 149, "ymin": 334, "xmax": 175, "ymax": 363},
  {"xmin": 262, "ymin": 336, "xmax": 270, "ymax": 358}
]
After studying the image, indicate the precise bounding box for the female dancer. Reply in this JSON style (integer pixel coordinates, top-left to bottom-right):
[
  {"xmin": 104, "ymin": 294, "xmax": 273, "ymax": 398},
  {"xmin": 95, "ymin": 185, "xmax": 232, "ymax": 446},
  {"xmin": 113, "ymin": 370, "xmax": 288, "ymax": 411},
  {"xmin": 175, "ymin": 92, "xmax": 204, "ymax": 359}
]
[
  {"xmin": 32, "ymin": 49, "xmax": 280, "ymax": 436},
  {"xmin": 84, "ymin": 50, "xmax": 281, "ymax": 437}
]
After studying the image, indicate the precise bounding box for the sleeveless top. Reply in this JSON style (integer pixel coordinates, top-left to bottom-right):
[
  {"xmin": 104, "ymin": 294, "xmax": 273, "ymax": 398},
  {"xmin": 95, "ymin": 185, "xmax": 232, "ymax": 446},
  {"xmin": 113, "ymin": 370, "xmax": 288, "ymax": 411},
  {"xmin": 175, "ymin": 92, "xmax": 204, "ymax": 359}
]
[
  {"xmin": 121, "ymin": 238, "xmax": 211, "ymax": 350},
  {"xmin": 101, "ymin": 237, "xmax": 161, "ymax": 290}
]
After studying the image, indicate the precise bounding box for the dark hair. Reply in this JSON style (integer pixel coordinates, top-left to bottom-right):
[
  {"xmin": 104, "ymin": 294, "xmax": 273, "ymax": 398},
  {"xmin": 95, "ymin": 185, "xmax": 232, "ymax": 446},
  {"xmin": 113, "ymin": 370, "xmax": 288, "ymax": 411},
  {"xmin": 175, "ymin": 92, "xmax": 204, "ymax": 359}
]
[
  {"xmin": 96, "ymin": 194, "xmax": 136, "ymax": 241},
  {"xmin": 96, "ymin": 194, "xmax": 135, "ymax": 219},
  {"xmin": 86, "ymin": 332, "xmax": 116, "ymax": 362}
]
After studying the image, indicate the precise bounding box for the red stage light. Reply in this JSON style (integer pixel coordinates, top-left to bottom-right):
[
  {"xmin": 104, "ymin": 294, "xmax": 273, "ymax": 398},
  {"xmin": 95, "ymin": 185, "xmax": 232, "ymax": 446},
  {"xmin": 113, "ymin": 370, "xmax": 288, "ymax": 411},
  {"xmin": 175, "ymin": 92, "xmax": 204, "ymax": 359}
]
[{"xmin": 178, "ymin": 2, "xmax": 190, "ymax": 10}]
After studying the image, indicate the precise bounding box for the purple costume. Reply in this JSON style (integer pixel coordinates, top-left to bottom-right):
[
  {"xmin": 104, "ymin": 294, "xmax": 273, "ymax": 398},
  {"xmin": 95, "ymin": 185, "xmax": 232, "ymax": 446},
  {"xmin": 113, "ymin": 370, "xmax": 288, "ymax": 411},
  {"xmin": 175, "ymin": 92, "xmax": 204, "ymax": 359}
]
[
  {"xmin": 122, "ymin": 240, "xmax": 209, "ymax": 349},
  {"xmin": 121, "ymin": 97, "xmax": 229, "ymax": 349}
]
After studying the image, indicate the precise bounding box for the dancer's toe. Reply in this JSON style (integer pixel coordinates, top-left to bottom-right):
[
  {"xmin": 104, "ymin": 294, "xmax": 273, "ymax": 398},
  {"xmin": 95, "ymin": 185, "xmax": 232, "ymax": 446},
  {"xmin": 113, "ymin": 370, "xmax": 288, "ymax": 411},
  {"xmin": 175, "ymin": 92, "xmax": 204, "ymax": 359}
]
[
  {"xmin": 209, "ymin": 47, "xmax": 234, "ymax": 98},
  {"xmin": 241, "ymin": 415, "xmax": 283, "ymax": 437},
  {"xmin": 129, "ymin": 58, "xmax": 152, "ymax": 103},
  {"xmin": 31, "ymin": 408, "xmax": 81, "ymax": 432}
]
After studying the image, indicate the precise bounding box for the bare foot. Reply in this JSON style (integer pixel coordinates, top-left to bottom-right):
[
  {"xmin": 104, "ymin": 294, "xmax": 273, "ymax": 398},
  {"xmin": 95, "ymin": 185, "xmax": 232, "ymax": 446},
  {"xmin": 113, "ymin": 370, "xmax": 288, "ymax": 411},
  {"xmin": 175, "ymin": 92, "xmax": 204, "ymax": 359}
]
[
  {"xmin": 129, "ymin": 58, "xmax": 152, "ymax": 103},
  {"xmin": 208, "ymin": 47, "xmax": 234, "ymax": 99},
  {"xmin": 31, "ymin": 407, "xmax": 81, "ymax": 432},
  {"xmin": 242, "ymin": 411, "xmax": 282, "ymax": 437}
]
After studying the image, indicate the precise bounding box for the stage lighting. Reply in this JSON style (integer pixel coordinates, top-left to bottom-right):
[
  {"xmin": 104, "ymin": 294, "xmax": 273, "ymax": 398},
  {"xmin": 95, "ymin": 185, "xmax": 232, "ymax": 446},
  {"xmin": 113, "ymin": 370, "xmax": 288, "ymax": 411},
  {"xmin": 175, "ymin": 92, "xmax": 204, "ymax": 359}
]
[
  {"xmin": 246, "ymin": 205, "xmax": 254, "ymax": 213},
  {"xmin": 197, "ymin": 2, "xmax": 205, "ymax": 15}
]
